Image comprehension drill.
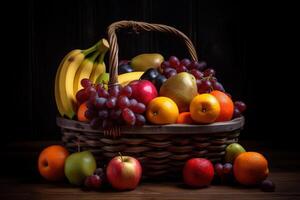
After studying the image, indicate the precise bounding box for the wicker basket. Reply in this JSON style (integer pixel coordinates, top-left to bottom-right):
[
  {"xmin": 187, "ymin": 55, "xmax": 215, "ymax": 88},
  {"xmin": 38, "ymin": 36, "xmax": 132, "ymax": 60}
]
[{"xmin": 58, "ymin": 20, "xmax": 245, "ymax": 178}]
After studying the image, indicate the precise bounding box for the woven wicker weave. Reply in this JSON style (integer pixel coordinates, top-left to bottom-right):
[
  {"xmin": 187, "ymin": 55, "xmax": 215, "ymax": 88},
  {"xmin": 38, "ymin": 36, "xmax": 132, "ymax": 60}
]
[{"xmin": 57, "ymin": 20, "xmax": 245, "ymax": 178}]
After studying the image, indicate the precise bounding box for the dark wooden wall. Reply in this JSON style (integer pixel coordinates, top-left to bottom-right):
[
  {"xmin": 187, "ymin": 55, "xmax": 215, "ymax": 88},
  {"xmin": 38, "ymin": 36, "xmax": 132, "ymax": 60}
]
[{"xmin": 3, "ymin": 0, "xmax": 297, "ymax": 146}]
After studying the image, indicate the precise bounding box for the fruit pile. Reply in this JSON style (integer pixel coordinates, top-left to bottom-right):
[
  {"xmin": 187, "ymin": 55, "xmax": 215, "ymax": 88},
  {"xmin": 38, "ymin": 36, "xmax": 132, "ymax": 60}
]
[
  {"xmin": 38, "ymin": 143, "xmax": 275, "ymax": 192},
  {"xmin": 55, "ymin": 44, "xmax": 246, "ymax": 128}
]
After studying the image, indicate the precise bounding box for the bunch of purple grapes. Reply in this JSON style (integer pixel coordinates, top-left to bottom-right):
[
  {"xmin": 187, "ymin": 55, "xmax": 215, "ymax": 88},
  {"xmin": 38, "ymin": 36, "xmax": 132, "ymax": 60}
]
[
  {"xmin": 76, "ymin": 79, "xmax": 146, "ymax": 129},
  {"xmin": 160, "ymin": 56, "xmax": 225, "ymax": 94}
]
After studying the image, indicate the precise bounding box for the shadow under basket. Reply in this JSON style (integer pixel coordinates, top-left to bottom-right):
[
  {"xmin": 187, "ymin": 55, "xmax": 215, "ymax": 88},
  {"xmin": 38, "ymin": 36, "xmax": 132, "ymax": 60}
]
[{"xmin": 57, "ymin": 116, "xmax": 245, "ymax": 178}]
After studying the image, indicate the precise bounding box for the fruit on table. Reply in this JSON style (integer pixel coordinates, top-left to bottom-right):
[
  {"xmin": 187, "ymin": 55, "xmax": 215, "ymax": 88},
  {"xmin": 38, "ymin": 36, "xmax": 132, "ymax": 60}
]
[
  {"xmin": 38, "ymin": 145, "xmax": 69, "ymax": 181},
  {"xmin": 233, "ymin": 101, "xmax": 247, "ymax": 118},
  {"xmin": 183, "ymin": 158, "xmax": 214, "ymax": 188},
  {"xmin": 210, "ymin": 90, "xmax": 234, "ymax": 122},
  {"xmin": 118, "ymin": 64, "xmax": 133, "ymax": 74},
  {"xmin": 106, "ymin": 155, "xmax": 142, "ymax": 190},
  {"xmin": 159, "ymin": 72, "xmax": 198, "ymax": 112},
  {"xmin": 89, "ymin": 39, "xmax": 110, "ymax": 83},
  {"xmin": 189, "ymin": 94, "xmax": 221, "ymax": 123},
  {"xmin": 73, "ymin": 51, "xmax": 100, "ymax": 97},
  {"xmin": 233, "ymin": 152, "xmax": 269, "ymax": 186},
  {"xmin": 129, "ymin": 80, "xmax": 158, "ymax": 105},
  {"xmin": 55, "ymin": 40, "xmax": 106, "ymax": 119},
  {"xmin": 260, "ymin": 179, "xmax": 275, "ymax": 192},
  {"xmin": 176, "ymin": 112, "xmax": 194, "ymax": 124},
  {"xmin": 224, "ymin": 143, "xmax": 246, "ymax": 163},
  {"xmin": 64, "ymin": 151, "xmax": 96, "ymax": 185},
  {"xmin": 77, "ymin": 102, "xmax": 88, "ymax": 122},
  {"xmin": 131, "ymin": 53, "xmax": 164, "ymax": 71},
  {"xmin": 84, "ymin": 174, "xmax": 102, "ymax": 189},
  {"xmin": 146, "ymin": 97, "xmax": 179, "ymax": 124}
]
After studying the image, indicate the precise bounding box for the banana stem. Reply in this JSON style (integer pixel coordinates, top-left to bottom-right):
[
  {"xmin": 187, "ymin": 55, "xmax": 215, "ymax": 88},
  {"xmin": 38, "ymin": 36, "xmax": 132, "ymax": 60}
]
[
  {"xmin": 87, "ymin": 50, "xmax": 100, "ymax": 62},
  {"xmin": 82, "ymin": 38, "xmax": 109, "ymax": 57}
]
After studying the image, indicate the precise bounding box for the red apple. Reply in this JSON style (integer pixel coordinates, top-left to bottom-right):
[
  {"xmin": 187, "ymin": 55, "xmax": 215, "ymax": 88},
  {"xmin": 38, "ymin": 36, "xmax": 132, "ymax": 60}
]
[
  {"xmin": 129, "ymin": 80, "xmax": 158, "ymax": 105},
  {"xmin": 183, "ymin": 158, "xmax": 214, "ymax": 188},
  {"xmin": 106, "ymin": 155, "xmax": 142, "ymax": 190}
]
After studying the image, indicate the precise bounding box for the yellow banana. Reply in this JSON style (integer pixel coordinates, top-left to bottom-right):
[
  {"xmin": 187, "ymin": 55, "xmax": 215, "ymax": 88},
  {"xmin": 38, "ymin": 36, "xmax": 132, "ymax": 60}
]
[
  {"xmin": 55, "ymin": 49, "xmax": 81, "ymax": 117},
  {"xmin": 118, "ymin": 71, "xmax": 144, "ymax": 86},
  {"xmin": 90, "ymin": 39, "xmax": 109, "ymax": 83},
  {"xmin": 73, "ymin": 51, "xmax": 99, "ymax": 97},
  {"xmin": 57, "ymin": 42, "xmax": 100, "ymax": 119}
]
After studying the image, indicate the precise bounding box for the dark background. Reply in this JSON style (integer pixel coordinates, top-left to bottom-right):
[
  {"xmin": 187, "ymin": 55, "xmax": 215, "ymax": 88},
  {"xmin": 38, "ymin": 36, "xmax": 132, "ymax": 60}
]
[{"xmin": 2, "ymin": 0, "xmax": 297, "ymax": 147}]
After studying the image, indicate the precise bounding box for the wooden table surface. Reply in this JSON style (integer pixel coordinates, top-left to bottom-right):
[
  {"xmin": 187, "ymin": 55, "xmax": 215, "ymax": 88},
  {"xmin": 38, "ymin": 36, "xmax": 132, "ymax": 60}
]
[{"xmin": 0, "ymin": 140, "xmax": 299, "ymax": 200}]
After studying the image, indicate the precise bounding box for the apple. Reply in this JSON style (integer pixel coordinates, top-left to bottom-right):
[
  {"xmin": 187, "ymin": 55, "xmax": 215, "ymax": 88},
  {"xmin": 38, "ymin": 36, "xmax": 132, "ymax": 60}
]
[
  {"xmin": 96, "ymin": 73, "xmax": 109, "ymax": 90},
  {"xmin": 183, "ymin": 158, "xmax": 214, "ymax": 188},
  {"xmin": 64, "ymin": 151, "xmax": 97, "ymax": 185},
  {"xmin": 225, "ymin": 143, "xmax": 246, "ymax": 163},
  {"xmin": 129, "ymin": 80, "xmax": 158, "ymax": 105},
  {"xmin": 106, "ymin": 155, "xmax": 142, "ymax": 190}
]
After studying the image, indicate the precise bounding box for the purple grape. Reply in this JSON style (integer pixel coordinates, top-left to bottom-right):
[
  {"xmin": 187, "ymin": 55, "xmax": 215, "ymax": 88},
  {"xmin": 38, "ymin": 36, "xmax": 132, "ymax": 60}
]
[
  {"xmin": 233, "ymin": 107, "xmax": 241, "ymax": 118},
  {"xmin": 169, "ymin": 56, "xmax": 180, "ymax": 67},
  {"xmin": 84, "ymin": 174, "xmax": 102, "ymax": 189},
  {"xmin": 190, "ymin": 69, "xmax": 204, "ymax": 79},
  {"xmin": 204, "ymin": 68, "xmax": 216, "ymax": 77},
  {"xmin": 85, "ymin": 109, "xmax": 96, "ymax": 120},
  {"xmin": 108, "ymin": 85, "xmax": 120, "ymax": 97},
  {"xmin": 97, "ymin": 87, "xmax": 109, "ymax": 98},
  {"xmin": 122, "ymin": 108, "xmax": 136, "ymax": 125},
  {"xmin": 129, "ymin": 99, "xmax": 138, "ymax": 108},
  {"xmin": 135, "ymin": 114, "xmax": 146, "ymax": 126},
  {"xmin": 165, "ymin": 70, "xmax": 177, "ymax": 78},
  {"xmin": 94, "ymin": 97, "xmax": 107, "ymax": 109},
  {"xmin": 76, "ymin": 89, "xmax": 89, "ymax": 104},
  {"xmin": 81, "ymin": 78, "xmax": 92, "ymax": 88},
  {"xmin": 109, "ymin": 109, "xmax": 122, "ymax": 120},
  {"xmin": 214, "ymin": 163, "xmax": 223, "ymax": 177},
  {"xmin": 161, "ymin": 61, "xmax": 170, "ymax": 69},
  {"xmin": 163, "ymin": 67, "xmax": 176, "ymax": 75},
  {"xmin": 106, "ymin": 97, "xmax": 117, "ymax": 108},
  {"xmin": 235, "ymin": 101, "xmax": 247, "ymax": 113},
  {"xmin": 181, "ymin": 58, "xmax": 191, "ymax": 68},
  {"xmin": 120, "ymin": 85, "xmax": 132, "ymax": 97},
  {"xmin": 98, "ymin": 110, "xmax": 108, "ymax": 119},
  {"xmin": 176, "ymin": 64, "xmax": 188, "ymax": 73},
  {"xmin": 223, "ymin": 163, "xmax": 233, "ymax": 174},
  {"xmin": 131, "ymin": 102, "xmax": 146, "ymax": 114},
  {"xmin": 261, "ymin": 180, "xmax": 275, "ymax": 192},
  {"xmin": 118, "ymin": 95, "xmax": 130, "ymax": 109},
  {"xmin": 196, "ymin": 61, "xmax": 207, "ymax": 71},
  {"xmin": 213, "ymin": 82, "xmax": 225, "ymax": 92}
]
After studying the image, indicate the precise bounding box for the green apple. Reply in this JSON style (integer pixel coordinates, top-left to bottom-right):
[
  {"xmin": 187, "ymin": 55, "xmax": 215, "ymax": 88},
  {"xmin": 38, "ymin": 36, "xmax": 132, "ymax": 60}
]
[
  {"xmin": 225, "ymin": 143, "xmax": 246, "ymax": 163},
  {"xmin": 96, "ymin": 73, "xmax": 109, "ymax": 90},
  {"xmin": 64, "ymin": 151, "xmax": 96, "ymax": 185}
]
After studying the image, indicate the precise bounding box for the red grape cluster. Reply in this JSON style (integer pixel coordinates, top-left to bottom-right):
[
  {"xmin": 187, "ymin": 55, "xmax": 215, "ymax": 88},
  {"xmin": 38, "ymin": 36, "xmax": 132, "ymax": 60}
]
[
  {"xmin": 161, "ymin": 56, "xmax": 225, "ymax": 94},
  {"xmin": 76, "ymin": 79, "xmax": 146, "ymax": 129}
]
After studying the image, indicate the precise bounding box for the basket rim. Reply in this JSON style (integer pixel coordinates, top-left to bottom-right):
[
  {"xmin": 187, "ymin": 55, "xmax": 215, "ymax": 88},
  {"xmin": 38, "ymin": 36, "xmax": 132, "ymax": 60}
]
[{"xmin": 57, "ymin": 116, "xmax": 244, "ymax": 135}]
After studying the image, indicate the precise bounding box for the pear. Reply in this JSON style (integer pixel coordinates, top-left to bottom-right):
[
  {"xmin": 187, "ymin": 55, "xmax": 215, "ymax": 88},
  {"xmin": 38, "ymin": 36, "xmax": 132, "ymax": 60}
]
[
  {"xmin": 131, "ymin": 53, "xmax": 164, "ymax": 71},
  {"xmin": 159, "ymin": 72, "xmax": 198, "ymax": 112}
]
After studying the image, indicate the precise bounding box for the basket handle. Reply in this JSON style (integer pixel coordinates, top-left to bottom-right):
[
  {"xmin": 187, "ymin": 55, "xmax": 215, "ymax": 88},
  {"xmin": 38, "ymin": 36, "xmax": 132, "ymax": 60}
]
[{"xmin": 107, "ymin": 20, "xmax": 198, "ymax": 86}]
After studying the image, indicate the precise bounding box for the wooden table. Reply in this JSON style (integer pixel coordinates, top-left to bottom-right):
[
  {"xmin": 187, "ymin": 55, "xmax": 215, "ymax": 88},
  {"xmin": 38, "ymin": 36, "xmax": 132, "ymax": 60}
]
[{"xmin": 0, "ymin": 141, "xmax": 299, "ymax": 200}]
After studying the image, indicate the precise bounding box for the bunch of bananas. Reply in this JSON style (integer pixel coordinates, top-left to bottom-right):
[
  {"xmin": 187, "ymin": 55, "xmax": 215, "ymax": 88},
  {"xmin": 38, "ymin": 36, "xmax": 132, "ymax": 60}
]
[
  {"xmin": 55, "ymin": 39, "xmax": 145, "ymax": 119},
  {"xmin": 55, "ymin": 39, "xmax": 109, "ymax": 119}
]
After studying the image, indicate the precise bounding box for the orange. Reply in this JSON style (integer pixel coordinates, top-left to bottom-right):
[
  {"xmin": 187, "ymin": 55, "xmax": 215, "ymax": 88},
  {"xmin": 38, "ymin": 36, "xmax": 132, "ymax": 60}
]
[
  {"xmin": 146, "ymin": 97, "xmax": 179, "ymax": 124},
  {"xmin": 211, "ymin": 90, "xmax": 234, "ymax": 122},
  {"xmin": 176, "ymin": 112, "xmax": 195, "ymax": 124},
  {"xmin": 77, "ymin": 102, "xmax": 88, "ymax": 122},
  {"xmin": 38, "ymin": 145, "xmax": 69, "ymax": 181},
  {"xmin": 233, "ymin": 152, "xmax": 269, "ymax": 185},
  {"xmin": 189, "ymin": 94, "xmax": 220, "ymax": 123}
]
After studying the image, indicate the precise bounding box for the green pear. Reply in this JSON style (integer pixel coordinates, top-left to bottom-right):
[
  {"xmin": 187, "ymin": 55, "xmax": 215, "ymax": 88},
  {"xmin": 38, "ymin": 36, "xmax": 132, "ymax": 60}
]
[
  {"xmin": 225, "ymin": 143, "xmax": 246, "ymax": 163},
  {"xmin": 131, "ymin": 53, "xmax": 164, "ymax": 71},
  {"xmin": 64, "ymin": 151, "xmax": 96, "ymax": 185},
  {"xmin": 159, "ymin": 72, "xmax": 198, "ymax": 112}
]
